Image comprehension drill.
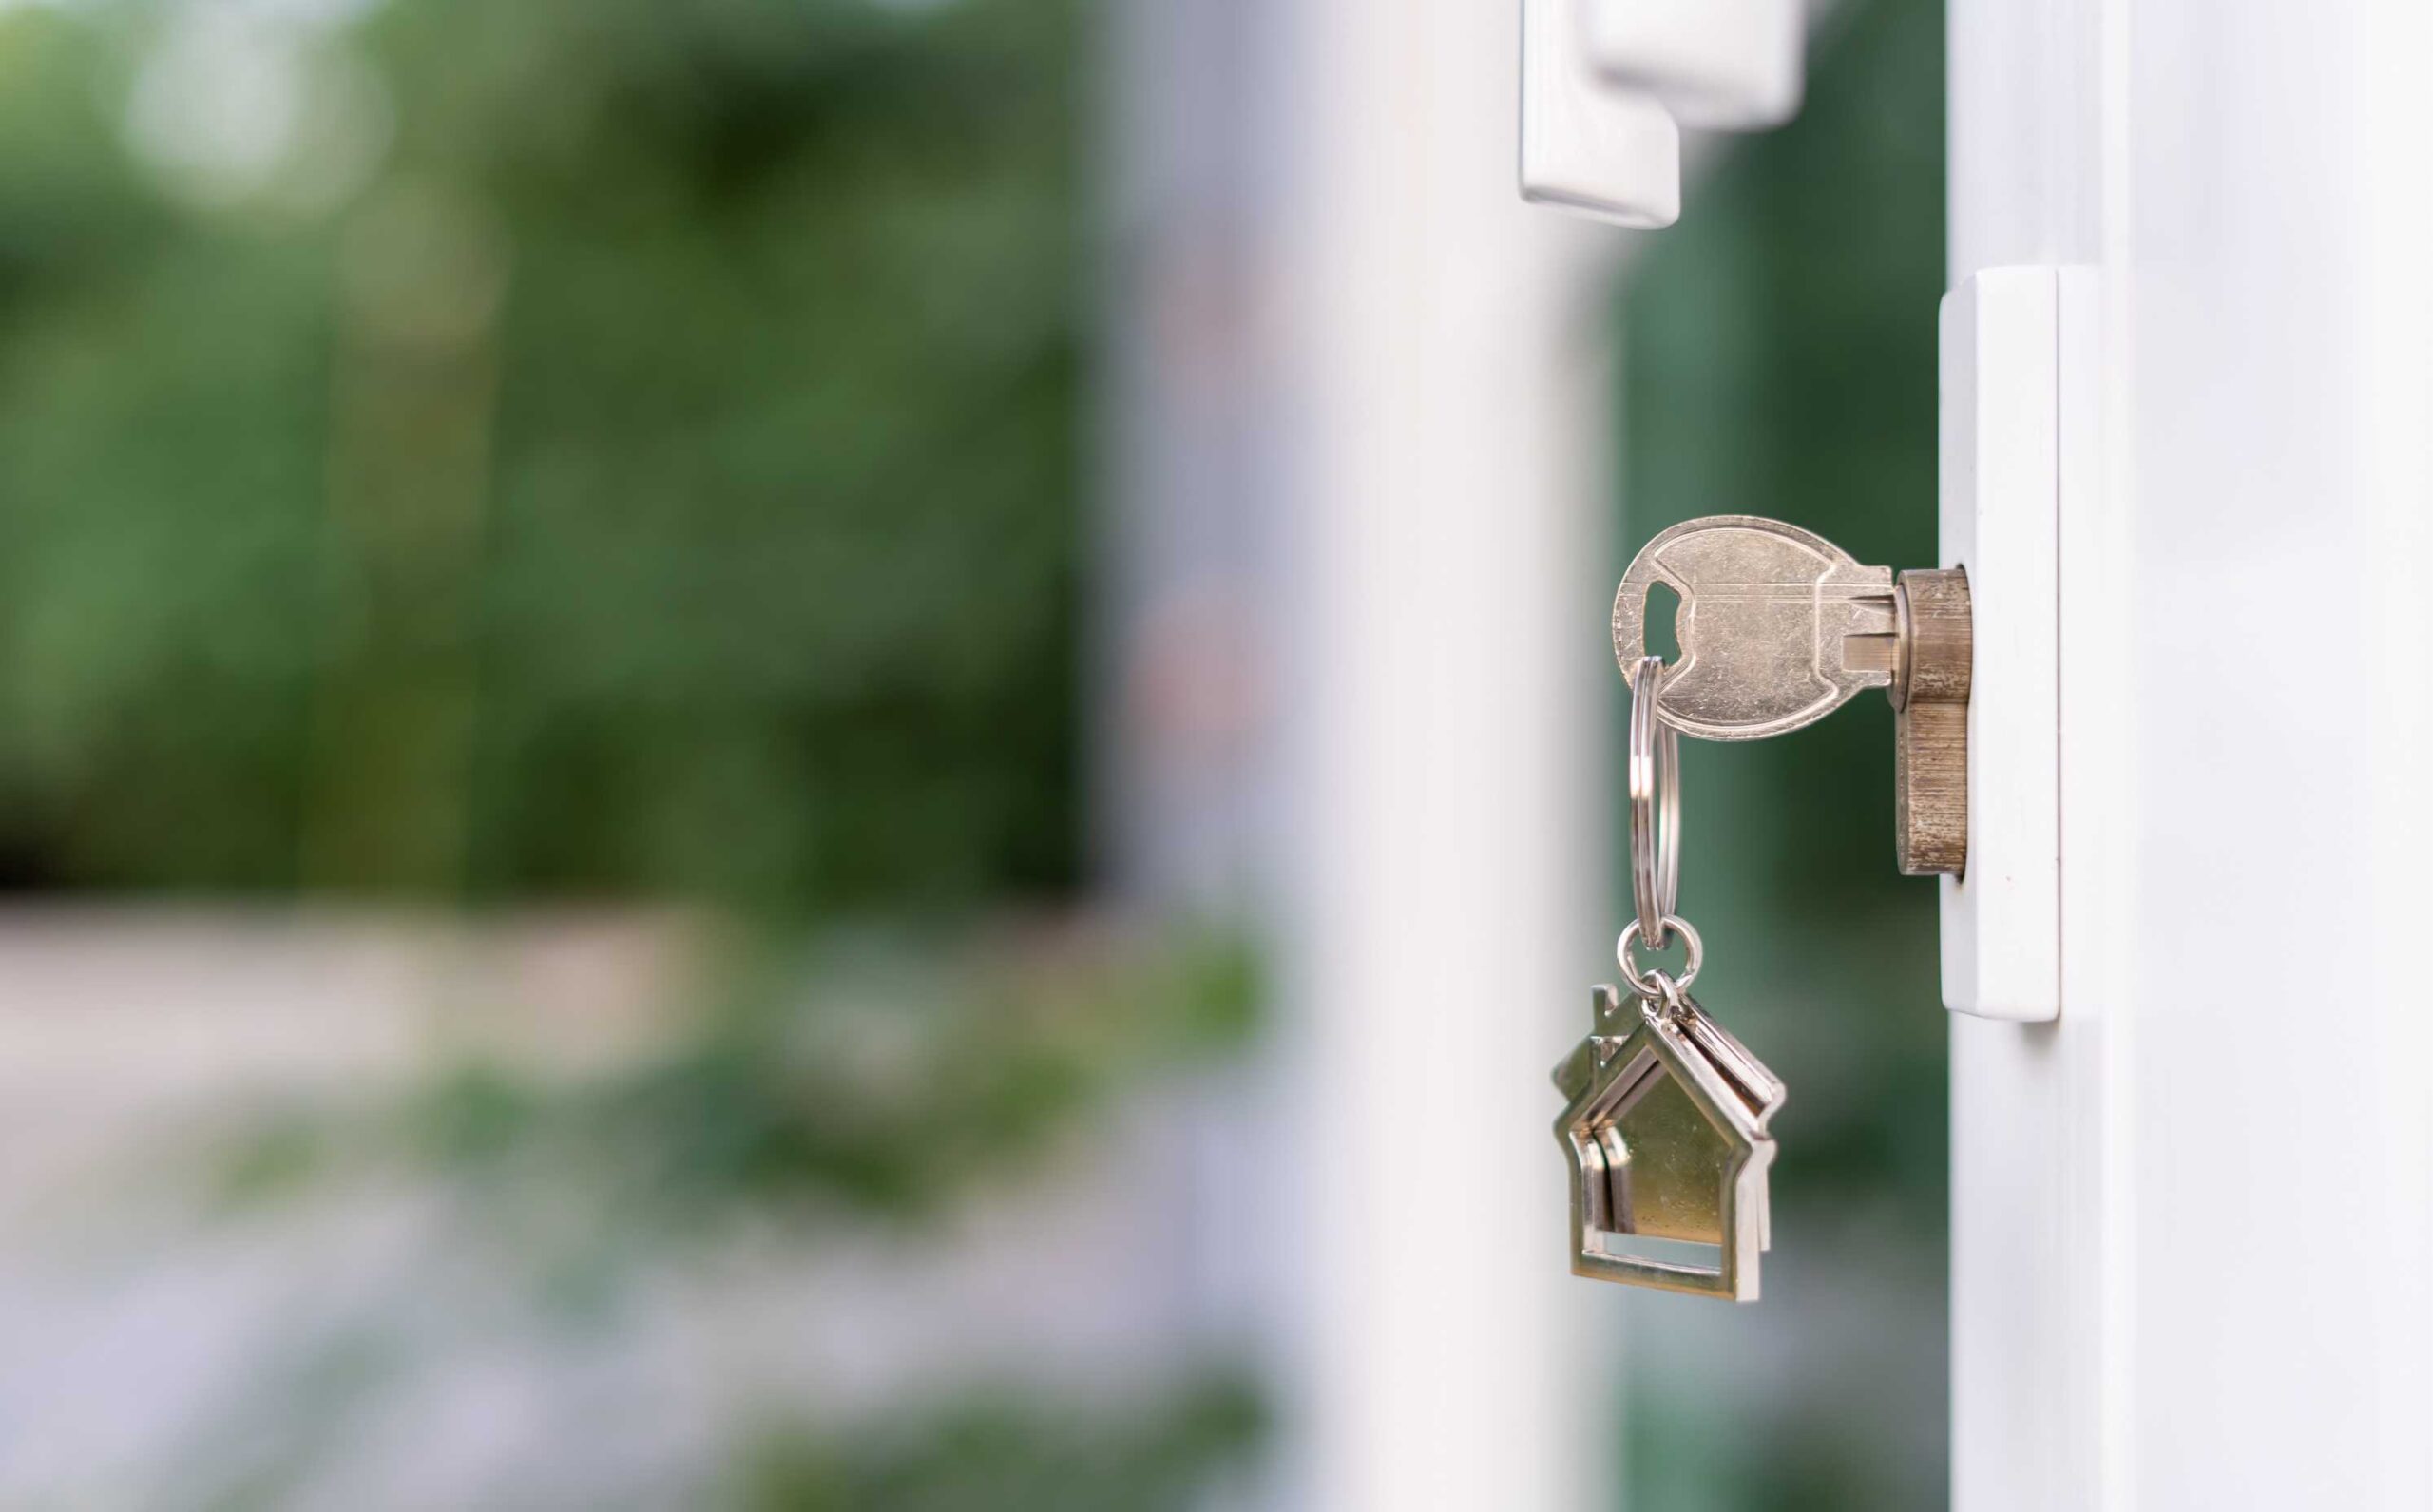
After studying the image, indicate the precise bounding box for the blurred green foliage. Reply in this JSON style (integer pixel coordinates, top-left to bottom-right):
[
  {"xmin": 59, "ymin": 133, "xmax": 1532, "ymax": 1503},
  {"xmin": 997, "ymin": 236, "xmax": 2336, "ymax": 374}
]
[
  {"xmin": 1616, "ymin": 1, "xmax": 1947, "ymax": 1508},
  {"xmin": 0, "ymin": 0, "xmax": 1081, "ymax": 910},
  {"xmin": 158, "ymin": 1255, "xmax": 1262, "ymax": 1512},
  {"xmin": 182, "ymin": 924, "xmax": 1262, "ymax": 1510},
  {"xmin": 0, "ymin": 5, "xmax": 1271, "ymax": 1506},
  {"xmin": 212, "ymin": 922, "xmax": 1260, "ymax": 1239},
  {"xmin": 733, "ymin": 1376, "xmax": 1265, "ymax": 1512}
]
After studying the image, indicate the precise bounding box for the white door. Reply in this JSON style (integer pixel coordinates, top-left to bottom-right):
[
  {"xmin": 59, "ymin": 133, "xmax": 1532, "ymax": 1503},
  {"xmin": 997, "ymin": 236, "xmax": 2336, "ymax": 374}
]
[{"xmin": 1948, "ymin": 3, "xmax": 2433, "ymax": 1508}]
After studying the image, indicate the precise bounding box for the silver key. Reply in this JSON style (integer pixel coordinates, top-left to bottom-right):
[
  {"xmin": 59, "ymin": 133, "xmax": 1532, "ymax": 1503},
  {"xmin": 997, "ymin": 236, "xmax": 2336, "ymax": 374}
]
[{"xmin": 1612, "ymin": 514, "xmax": 1900, "ymax": 741}]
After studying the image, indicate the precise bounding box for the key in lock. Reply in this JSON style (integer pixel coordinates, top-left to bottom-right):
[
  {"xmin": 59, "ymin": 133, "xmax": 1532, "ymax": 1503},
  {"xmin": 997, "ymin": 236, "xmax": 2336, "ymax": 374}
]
[{"xmin": 1612, "ymin": 514, "xmax": 1972, "ymax": 875}]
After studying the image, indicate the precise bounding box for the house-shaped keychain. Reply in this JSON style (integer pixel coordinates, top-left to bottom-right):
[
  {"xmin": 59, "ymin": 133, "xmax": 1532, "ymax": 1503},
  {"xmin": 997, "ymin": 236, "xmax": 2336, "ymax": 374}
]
[{"xmin": 1552, "ymin": 985, "xmax": 1786, "ymax": 1299}]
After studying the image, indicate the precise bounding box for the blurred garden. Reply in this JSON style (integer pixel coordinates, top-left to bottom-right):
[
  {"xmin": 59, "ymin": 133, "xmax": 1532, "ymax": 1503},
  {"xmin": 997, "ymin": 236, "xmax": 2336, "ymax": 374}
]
[
  {"xmin": 0, "ymin": 0, "xmax": 1259, "ymax": 1505},
  {"xmin": 0, "ymin": 0, "xmax": 1948, "ymax": 1507},
  {"xmin": 0, "ymin": 0, "xmax": 1085, "ymax": 909}
]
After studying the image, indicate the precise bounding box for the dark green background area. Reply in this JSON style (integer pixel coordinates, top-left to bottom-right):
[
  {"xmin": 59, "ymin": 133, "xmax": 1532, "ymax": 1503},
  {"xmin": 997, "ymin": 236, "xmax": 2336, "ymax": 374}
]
[
  {"xmin": 1616, "ymin": 2, "xmax": 1948, "ymax": 1507},
  {"xmin": 0, "ymin": 0, "xmax": 1082, "ymax": 912}
]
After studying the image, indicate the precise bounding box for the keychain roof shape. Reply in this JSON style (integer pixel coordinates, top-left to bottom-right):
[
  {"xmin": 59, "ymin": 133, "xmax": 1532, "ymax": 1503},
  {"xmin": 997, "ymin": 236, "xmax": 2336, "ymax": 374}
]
[{"xmin": 1552, "ymin": 984, "xmax": 1785, "ymax": 1300}]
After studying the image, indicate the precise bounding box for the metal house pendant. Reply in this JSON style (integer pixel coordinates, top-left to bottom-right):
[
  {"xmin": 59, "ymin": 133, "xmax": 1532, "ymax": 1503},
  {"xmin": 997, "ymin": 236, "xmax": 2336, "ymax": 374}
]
[{"xmin": 1552, "ymin": 984, "xmax": 1786, "ymax": 1300}]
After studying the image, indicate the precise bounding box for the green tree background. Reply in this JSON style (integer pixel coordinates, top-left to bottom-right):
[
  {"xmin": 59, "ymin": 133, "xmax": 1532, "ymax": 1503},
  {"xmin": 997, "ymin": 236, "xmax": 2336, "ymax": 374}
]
[
  {"xmin": 1617, "ymin": 2, "xmax": 1949, "ymax": 1508},
  {"xmin": 0, "ymin": 5, "xmax": 1270, "ymax": 1507},
  {"xmin": 0, "ymin": 0, "xmax": 1081, "ymax": 913}
]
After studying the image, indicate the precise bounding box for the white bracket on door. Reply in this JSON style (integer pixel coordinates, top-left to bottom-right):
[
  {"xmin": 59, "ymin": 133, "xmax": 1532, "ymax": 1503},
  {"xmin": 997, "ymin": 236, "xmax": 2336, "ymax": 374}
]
[
  {"xmin": 1583, "ymin": 0, "xmax": 1803, "ymax": 130},
  {"xmin": 1520, "ymin": 0, "xmax": 1680, "ymax": 227},
  {"xmin": 1520, "ymin": 0, "xmax": 1808, "ymax": 228},
  {"xmin": 1938, "ymin": 267, "xmax": 2090, "ymax": 1022}
]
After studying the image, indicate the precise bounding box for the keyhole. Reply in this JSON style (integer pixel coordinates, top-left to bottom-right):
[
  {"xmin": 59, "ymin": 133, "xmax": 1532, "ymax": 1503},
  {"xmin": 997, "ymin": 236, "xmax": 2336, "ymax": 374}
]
[{"xmin": 1644, "ymin": 582, "xmax": 1682, "ymax": 662}]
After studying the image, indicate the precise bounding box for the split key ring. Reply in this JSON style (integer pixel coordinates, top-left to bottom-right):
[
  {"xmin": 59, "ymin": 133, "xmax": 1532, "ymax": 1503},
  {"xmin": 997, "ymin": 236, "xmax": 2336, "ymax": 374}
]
[{"xmin": 1628, "ymin": 655, "xmax": 1681, "ymax": 948}]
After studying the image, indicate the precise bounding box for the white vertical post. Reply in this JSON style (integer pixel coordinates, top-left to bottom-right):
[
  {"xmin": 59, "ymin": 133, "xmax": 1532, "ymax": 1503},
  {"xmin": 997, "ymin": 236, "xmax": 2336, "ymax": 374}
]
[
  {"xmin": 1271, "ymin": 4, "xmax": 1617, "ymax": 1509},
  {"xmin": 1949, "ymin": 3, "xmax": 2433, "ymax": 1507},
  {"xmin": 1105, "ymin": 2, "xmax": 1621, "ymax": 1506}
]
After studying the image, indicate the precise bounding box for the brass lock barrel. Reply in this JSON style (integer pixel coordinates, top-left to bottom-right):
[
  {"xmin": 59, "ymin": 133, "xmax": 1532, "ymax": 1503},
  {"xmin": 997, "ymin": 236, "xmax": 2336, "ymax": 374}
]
[{"xmin": 1890, "ymin": 567, "xmax": 1971, "ymax": 877}]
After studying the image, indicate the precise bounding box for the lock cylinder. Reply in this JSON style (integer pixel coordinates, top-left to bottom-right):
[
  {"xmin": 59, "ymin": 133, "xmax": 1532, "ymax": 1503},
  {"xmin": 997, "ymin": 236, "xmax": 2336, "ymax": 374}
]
[{"xmin": 1890, "ymin": 568, "xmax": 1971, "ymax": 877}]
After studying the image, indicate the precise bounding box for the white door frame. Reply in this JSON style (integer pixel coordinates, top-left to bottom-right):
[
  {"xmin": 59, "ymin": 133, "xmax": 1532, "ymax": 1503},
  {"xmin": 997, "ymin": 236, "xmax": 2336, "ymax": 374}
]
[{"xmin": 1949, "ymin": 4, "xmax": 2433, "ymax": 1507}]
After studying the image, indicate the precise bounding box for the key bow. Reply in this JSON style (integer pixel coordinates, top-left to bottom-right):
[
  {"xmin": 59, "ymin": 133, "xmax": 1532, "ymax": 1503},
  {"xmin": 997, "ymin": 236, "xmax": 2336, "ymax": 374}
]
[{"xmin": 1613, "ymin": 514, "xmax": 1899, "ymax": 740}]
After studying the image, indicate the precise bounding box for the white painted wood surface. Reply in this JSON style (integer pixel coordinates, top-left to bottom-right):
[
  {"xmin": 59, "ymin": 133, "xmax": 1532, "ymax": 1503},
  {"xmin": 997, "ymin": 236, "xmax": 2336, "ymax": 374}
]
[
  {"xmin": 1937, "ymin": 268, "xmax": 2062, "ymax": 1023},
  {"xmin": 1950, "ymin": 2, "xmax": 2433, "ymax": 1507}
]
